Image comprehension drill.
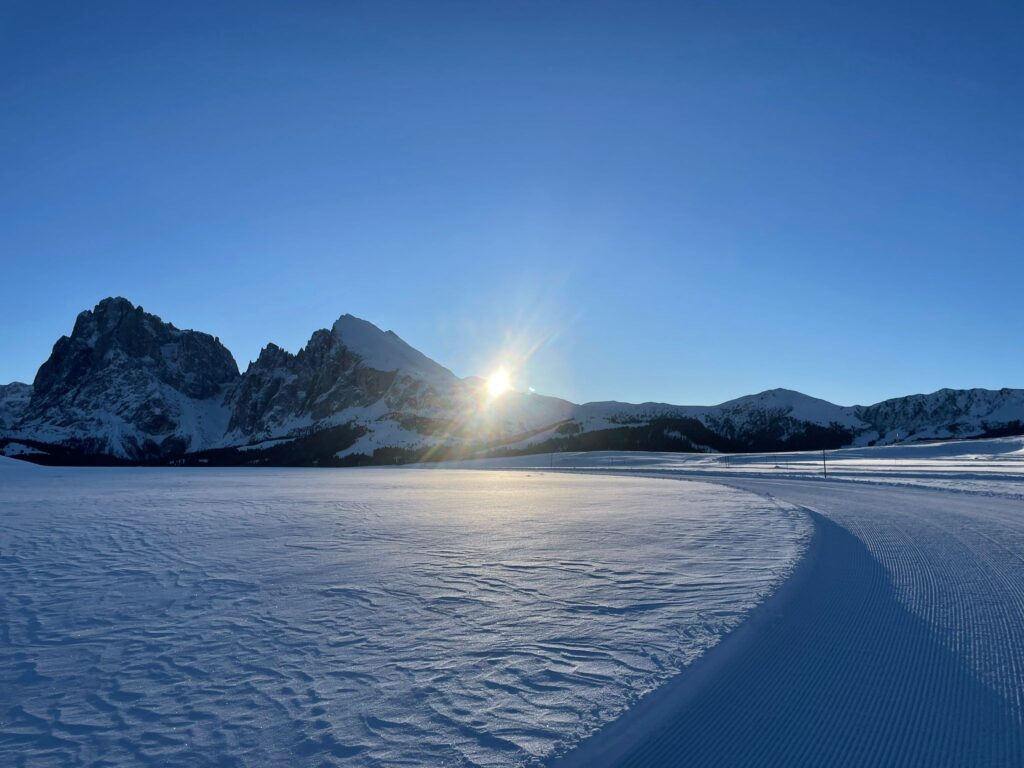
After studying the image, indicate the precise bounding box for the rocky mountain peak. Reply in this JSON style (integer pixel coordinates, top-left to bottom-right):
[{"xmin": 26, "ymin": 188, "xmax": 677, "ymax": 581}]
[
  {"xmin": 34, "ymin": 298, "xmax": 239, "ymax": 402},
  {"xmin": 330, "ymin": 314, "xmax": 457, "ymax": 386},
  {"xmin": 247, "ymin": 342, "xmax": 294, "ymax": 371},
  {"xmin": 17, "ymin": 298, "xmax": 239, "ymax": 459}
]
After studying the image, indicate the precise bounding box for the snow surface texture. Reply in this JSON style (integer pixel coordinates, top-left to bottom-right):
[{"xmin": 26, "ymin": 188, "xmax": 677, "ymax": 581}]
[
  {"xmin": 439, "ymin": 442, "xmax": 1024, "ymax": 766},
  {"xmin": 0, "ymin": 467, "xmax": 806, "ymax": 767}
]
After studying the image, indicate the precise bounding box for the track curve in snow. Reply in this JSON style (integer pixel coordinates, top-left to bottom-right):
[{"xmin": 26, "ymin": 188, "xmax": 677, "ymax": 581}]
[{"xmin": 552, "ymin": 479, "xmax": 1024, "ymax": 768}]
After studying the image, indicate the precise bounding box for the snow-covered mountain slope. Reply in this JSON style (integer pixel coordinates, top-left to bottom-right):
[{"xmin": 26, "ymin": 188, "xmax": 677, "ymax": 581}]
[
  {"xmin": 2, "ymin": 297, "xmax": 1023, "ymax": 465},
  {"xmin": 707, "ymin": 388, "xmax": 861, "ymax": 431},
  {"xmin": 0, "ymin": 382, "xmax": 32, "ymax": 429},
  {"xmin": 854, "ymin": 388, "xmax": 1024, "ymax": 443},
  {"xmin": 562, "ymin": 390, "xmax": 859, "ymax": 454},
  {"xmin": 560, "ymin": 386, "xmax": 1024, "ymax": 455}
]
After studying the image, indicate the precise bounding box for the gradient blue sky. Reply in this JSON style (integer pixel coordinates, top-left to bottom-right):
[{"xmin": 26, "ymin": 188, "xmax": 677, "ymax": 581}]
[{"xmin": 2, "ymin": 1, "xmax": 1021, "ymax": 406}]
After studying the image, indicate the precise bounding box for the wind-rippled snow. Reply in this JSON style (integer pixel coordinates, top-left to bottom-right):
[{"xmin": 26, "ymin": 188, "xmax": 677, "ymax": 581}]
[{"xmin": 0, "ymin": 467, "xmax": 806, "ymax": 767}]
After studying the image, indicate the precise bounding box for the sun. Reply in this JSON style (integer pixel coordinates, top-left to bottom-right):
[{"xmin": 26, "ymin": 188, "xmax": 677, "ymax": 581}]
[{"xmin": 486, "ymin": 368, "xmax": 511, "ymax": 397}]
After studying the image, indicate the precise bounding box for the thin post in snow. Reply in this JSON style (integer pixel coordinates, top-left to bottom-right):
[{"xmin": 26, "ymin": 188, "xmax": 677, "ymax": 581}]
[{"xmin": 822, "ymin": 449, "xmax": 828, "ymax": 478}]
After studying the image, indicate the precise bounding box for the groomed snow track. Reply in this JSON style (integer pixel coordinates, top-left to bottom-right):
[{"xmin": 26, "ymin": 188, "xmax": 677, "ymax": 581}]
[{"xmin": 553, "ymin": 479, "xmax": 1024, "ymax": 768}]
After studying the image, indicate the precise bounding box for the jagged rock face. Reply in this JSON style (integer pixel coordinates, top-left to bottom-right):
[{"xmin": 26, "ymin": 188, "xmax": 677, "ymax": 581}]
[
  {"xmin": 32, "ymin": 298, "xmax": 238, "ymax": 402},
  {"xmin": 18, "ymin": 298, "xmax": 239, "ymax": 459},
  {"xmin": 223, "ymin": 318, "xmax": 465, "ymax": 442},
  {"xmin": 0, "ymin": 382, "xmax": 32, "ymax": 429},
  {"xmin": 225, "ymin": 332, "xmax": 400, "ymax": 438}
]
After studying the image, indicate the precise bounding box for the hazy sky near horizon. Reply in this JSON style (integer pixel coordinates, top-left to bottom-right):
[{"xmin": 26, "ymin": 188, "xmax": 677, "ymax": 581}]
[{"xmin": 2, "ymin": 1, "xmax": 1021, "ymax": 406}]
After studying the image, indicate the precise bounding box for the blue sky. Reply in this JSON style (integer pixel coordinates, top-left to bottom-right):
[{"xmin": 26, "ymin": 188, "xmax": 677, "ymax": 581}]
[{"xmin": 2, "ymin": 1, "xmax": 1021, "ymax": 406}]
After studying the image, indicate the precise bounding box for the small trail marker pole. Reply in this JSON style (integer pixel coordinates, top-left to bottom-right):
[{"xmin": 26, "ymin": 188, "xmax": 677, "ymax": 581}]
[{"xmin": 822, "ymin": 449, "xmax": 828, "ymax": 478}]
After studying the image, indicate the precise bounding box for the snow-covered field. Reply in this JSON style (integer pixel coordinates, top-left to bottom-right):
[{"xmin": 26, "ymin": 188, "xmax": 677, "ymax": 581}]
[
  {"xmin": 441, "ymin": 436, "xmax": 1024, "ymax": 499},
  {"xmin": 0, "ymin": 460, "xmax": 806, "ymax": 767},
  {"xmin": 5, "ymin": 436, "xmax": 1023, "ymax": 767},
  {"xmin": 442, "ymin": 439, "xmax": 1024, "ymax": 766}
]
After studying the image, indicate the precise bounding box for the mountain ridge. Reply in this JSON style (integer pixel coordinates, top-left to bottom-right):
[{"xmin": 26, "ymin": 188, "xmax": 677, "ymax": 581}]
[{"xmin": 2, "ymin": 298, "xmax": 1022, "ymax": 465}]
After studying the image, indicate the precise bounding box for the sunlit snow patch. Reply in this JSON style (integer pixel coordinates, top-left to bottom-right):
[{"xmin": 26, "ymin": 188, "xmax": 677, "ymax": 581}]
[{"xmin": 0, "ymin": 467, "xmax": 806, "ymax": 766}]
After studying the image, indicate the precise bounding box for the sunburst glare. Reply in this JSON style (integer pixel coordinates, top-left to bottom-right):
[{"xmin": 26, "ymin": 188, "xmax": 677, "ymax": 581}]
[{"xmin": 487, "ymin": 368, "xmax": 512, "ymax": 397}]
